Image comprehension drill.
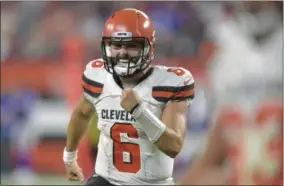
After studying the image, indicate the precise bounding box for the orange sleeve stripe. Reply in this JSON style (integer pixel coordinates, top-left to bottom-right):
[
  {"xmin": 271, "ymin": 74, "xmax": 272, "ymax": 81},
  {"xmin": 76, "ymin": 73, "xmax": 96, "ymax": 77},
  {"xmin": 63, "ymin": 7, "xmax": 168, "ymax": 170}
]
[
  {"xmin": 152, "ymin": 89, "xmax": 194, "ymax": 99},
  {"xmin": 82, "ymin": 82, "xmax": 103, "ymax": 94},
  {"xmin": 175, "ymin": 89, "xmax": 195, "ymax": 97},
  {"xmin": 152, "ymin": 91, "xmax": 173, "ymax": 98}
]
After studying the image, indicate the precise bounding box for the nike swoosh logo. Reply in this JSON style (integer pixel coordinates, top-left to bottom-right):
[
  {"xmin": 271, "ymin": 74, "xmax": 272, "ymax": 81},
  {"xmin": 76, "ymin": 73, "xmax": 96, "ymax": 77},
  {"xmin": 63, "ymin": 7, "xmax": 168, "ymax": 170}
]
[{"xmin": 184, "ymin": 79, "xmax": 190, "ymax": 85}]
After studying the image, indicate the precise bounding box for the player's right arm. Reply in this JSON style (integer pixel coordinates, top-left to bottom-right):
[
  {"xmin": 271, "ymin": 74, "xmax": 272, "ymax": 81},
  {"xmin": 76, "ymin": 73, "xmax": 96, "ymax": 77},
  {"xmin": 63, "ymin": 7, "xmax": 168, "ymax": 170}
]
[
  {"xmin": 180, "ymin": 122, "xmax": 227, "ymax": 185},
  {"xmin": 63, "ymin": 59, "xmax": 104, "ymax": 182},
  {"xmin": 66, "ymin": 95, "xmax": 95, "ymax": 152},
  {"xmin": 64, "ymin": 95, "xmax": 95, "ymax": 182},
  {"xmin": 65, "ymin": 59, "xmax": 104, "ymax": 152}
]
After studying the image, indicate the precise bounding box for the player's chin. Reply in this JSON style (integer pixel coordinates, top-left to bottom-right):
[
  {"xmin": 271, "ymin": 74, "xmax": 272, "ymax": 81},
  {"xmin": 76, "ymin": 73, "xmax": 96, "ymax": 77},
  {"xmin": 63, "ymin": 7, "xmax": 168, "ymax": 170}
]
[
  {"xmin": 115, "ymin": 70, "xmax": 138, "ymax": 78},
  {"xmin": 119, "ymin": 73, "xmax": 135, "ymax": 78}
]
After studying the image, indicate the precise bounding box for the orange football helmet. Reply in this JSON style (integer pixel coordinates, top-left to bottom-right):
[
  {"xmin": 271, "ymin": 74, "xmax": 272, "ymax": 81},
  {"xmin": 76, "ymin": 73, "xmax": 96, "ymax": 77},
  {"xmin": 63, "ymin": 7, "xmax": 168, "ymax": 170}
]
[{"xmin": 101, "ymin": 8, "xmax": 156, "ymax": 77}]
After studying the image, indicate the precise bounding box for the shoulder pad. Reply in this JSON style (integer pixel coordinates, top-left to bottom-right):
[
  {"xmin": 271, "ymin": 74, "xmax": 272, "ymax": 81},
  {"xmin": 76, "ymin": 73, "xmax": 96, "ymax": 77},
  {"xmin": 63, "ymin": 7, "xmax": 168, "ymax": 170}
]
[
  {"xmin": 152, "ymin": 66, "xmax": 195, "ymax": 103},
  {"xmin": 82, "ymin": 58, "xmax": 107, "ymax": 97}
]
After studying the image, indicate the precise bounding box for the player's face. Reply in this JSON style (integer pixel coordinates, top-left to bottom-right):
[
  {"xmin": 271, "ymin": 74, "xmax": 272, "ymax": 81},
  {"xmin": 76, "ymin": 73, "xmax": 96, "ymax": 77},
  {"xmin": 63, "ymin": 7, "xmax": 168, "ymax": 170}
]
[
  {"xmin": 109, "ymin": 41, "xmax": 143, "ymax": 60},
  {"xmin": 107, "ymin": 41, "xmax": 145, "ymax": 76},
  {"xmin": 103, "ymin": 38, "xmax": 150, "ymax": 77}
]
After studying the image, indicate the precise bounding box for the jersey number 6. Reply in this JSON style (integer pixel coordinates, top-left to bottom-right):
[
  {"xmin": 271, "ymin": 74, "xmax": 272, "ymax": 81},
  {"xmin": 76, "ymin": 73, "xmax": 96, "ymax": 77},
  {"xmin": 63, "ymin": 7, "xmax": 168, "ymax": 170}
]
[{"xmin": 110, "ymin": 123, "xmax": 141, "ymax": 173}]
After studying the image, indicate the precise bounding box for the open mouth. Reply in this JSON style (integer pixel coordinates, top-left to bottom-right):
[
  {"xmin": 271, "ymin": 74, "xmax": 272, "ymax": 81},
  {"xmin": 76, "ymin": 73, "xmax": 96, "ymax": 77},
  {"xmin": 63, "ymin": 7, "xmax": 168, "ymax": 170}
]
[{"xmin": 118, "ymin": 59, "xmax": 129, "ymax": 63}]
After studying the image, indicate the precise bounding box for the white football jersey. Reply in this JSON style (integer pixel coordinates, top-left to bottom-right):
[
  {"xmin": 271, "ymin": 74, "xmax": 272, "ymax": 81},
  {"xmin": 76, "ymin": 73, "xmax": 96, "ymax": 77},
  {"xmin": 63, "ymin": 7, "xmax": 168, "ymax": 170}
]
[{"xmin": 82, "ymin": 59, "xmax": 195, "ymax": 185}]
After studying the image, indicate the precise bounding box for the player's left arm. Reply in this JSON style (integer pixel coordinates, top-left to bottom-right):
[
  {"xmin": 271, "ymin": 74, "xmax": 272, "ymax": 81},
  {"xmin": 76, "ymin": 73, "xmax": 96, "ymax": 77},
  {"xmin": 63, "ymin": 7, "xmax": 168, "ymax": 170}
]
[
  {"xmin": 155, "ymin": 100, "xmax": 189, "ymax": 158},
  {"xmin": 121, "ymin": 68, "xmax": 194, "ymax": 158},
  {"xmin": 155, "ymin": 69, "xmax": 194, "ymax": 158}
]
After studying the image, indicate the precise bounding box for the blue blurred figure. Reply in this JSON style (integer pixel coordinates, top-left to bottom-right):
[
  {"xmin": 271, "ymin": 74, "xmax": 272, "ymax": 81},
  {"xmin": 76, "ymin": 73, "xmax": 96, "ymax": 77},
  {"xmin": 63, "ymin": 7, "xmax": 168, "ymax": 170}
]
[{"xmin": 1, "ymin": 87, "xmax": 38, "ymax": 184}]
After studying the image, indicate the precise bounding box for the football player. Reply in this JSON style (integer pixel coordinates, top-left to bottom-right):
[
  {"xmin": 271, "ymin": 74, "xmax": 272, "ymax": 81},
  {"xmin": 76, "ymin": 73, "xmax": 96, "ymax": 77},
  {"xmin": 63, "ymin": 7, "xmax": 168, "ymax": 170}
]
[
  {"xmin": 180, "ymin": 2, "xmax": 282, "ymax": 185},
  {"xmin": 63, "ymin": 8, "xmax": 195, "ymax": 185}
]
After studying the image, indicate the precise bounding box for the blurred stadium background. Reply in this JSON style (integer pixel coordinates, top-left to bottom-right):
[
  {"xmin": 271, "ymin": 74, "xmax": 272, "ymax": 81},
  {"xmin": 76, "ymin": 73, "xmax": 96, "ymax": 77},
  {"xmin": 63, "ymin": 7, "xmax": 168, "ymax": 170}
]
[{"xmin": 1, "ymin": 1, "xmax": 282, "ymax": 185}]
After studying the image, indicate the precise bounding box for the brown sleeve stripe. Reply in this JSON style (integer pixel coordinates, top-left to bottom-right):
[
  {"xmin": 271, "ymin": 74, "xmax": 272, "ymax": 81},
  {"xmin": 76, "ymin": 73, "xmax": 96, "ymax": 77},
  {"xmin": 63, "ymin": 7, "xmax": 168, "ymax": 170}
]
[
  {"xmin": 82, "ymin": 87, "xmax": 101, "ymax": 97},
  {"xmin": 152, "ymin": 89, "xmax": 195, "ymax": 99},
  {"xmin": 82, "ymin": 74, "xmax": 103, "ymax": 97},
  {"xmin": 152, "ymin": 84, "xmax": 195, "ymax": 103},
  {"xmin": 153, "ymin": 95, "xmax": 195, "ymax": 103},
  {"xmin": 152, "ymin": 84, "xmax": 194, "ymax": 98},
  {"xmin": 82, "ymin": 81, "xmax": 103, "ymax": 93},
  {"xmin": 152, "ymin": 83, "xmax": 194, "ymax": 93},
  {"xmin": 82, "ymin": 74, "xmax": 104, "ymax": 88},
  {"xmin": 172, "ymin": 94, "xmax": 195, "ymax": 101}
]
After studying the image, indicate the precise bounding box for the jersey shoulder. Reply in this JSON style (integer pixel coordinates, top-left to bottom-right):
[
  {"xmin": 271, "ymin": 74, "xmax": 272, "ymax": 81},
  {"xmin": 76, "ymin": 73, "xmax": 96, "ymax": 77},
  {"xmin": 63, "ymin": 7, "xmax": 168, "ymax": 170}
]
[
  {"xmin": 153, "ymin": 65, "xmax": 194, "ymax": 86},
  {"xmin": 151, "ymin": 65, "xmax": 195, "ymax": 103},
  {"xmin": 82, "ymin": 58, "xmax": 107, "ymax": 98}
]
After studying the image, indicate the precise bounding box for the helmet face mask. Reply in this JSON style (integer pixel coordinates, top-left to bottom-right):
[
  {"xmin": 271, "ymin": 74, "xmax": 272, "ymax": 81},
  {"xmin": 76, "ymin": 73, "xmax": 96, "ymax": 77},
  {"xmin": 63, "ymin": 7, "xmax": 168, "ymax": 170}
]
[
  {"xmin": 101, "ymin": 8, "xmax": 155, "ymax": 77},
  {"xmin": 102, "ymin": 36, "xmax": 152, "ymax": 77}
]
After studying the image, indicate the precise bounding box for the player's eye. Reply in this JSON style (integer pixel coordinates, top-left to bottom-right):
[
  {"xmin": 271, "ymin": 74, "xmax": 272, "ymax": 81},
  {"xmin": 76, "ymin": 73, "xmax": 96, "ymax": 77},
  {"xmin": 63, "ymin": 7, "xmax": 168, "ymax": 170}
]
[
  {"xmin": 111, "ymin": 43, "xmax": 122, "ymax": 49},
  {"xmin": 127, "ymin": 42, "xmax": 142, "ymax": 49}
]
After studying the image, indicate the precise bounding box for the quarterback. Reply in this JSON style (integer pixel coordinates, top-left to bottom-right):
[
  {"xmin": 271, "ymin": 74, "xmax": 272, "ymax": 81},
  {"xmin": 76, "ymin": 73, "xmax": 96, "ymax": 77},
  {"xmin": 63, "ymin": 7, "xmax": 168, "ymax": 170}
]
[{"xmin": 63, "ymin": 8, "xmax": 195, "ymax": 185}]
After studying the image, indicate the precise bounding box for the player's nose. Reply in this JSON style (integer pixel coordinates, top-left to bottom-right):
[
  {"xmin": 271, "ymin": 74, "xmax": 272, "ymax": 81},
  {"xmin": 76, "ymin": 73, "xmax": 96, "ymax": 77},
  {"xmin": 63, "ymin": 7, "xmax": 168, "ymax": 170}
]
[{"xmin": 119, "ymin": 46, "xmax": 128, "ymax": 56}]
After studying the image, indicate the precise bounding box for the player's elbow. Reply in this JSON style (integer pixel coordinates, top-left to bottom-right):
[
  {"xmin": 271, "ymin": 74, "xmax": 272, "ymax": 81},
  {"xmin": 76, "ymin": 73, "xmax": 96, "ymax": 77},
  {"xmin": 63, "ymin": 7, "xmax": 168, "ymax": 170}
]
[
  {"xmin": 157, "ymin": 128, "xmax": 184, "ymax": 158},
  {"xmin": 166, "ymin": 137, "xmax": 183, "ymax": 158},
  {"xmin": 167, "ymin": 149, "xmax": 180, "ymax": 158},
  {"xmin": 73, "ymin": 106, "xmax": 93, "ymax": 120}
]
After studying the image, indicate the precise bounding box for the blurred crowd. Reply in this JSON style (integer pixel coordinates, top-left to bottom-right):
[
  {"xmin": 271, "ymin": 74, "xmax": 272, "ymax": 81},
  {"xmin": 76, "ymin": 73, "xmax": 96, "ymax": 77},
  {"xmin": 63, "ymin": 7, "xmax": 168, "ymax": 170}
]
[
  {"xmin": 1, "ymin": 1, "xmax": 282, "ymax": 185},
  {"xmin": 1, "ymin": 1, "xmax": 207, "ymax": 61}
]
